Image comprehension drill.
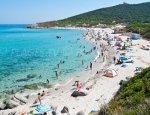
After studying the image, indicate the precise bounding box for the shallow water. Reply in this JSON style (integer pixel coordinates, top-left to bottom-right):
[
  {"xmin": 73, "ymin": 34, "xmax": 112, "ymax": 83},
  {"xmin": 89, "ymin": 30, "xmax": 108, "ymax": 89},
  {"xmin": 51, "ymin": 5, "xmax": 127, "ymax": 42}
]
[{"xmin": 0, "ymin": 24, "xmax": 96, "ymax": 96}]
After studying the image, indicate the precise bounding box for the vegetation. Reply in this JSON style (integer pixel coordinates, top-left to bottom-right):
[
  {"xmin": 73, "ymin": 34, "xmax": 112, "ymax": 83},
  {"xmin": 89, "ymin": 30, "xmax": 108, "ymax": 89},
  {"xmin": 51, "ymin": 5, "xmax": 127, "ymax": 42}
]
[
  {"xmin": 24, "ymin": 82, "xmax": 51, "ymax": 90},
  {"xmin": 98, "ymin": 67, "xmax": 150, "ymax": 115},
  {"xmin": 37, "ymin": 2, "xmax": 150, "ymax": 27},
  {"xmin": 127, "ymin": 23, "xmax": 150, "ymax": 39}
]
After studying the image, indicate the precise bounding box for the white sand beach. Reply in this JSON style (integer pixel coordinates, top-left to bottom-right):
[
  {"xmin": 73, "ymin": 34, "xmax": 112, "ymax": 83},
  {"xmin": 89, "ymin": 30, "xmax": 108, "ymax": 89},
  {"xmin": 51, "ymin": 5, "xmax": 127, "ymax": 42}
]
[{"xmin": 0, "ymin": 27, "xmax": 150, "ymax": 115}]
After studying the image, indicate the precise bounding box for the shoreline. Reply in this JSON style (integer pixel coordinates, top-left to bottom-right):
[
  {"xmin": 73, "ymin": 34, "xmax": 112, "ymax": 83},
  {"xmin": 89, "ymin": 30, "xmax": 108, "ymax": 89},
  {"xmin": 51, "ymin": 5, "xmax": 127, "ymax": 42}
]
[
  {"xmin": 0, "ymin": 27, "xmax": 150, "ymax": 115},
  {"xmin": 15, "ymin": 28, "xmax": 111, "ymax": 96},
  {"xmin": 0, "ymin": 27, "xmax": 95, "ymax": 99},
  {"xmin": 0, "ymin": 28, "xmax": 115, "ymax": 114}
]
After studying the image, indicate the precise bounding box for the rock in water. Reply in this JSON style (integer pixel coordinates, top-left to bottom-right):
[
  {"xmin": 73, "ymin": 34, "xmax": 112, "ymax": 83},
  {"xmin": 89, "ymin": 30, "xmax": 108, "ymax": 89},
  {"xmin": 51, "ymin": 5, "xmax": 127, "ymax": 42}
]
[
  {"xmin": 27, "ymin": 74, "xmax": 37, "ymax": 79},
  {"xmin": 16, "ymin": 78, "xmax": 29, "ymax": 82},
  {"xmin": 0, "ymin": 102, "xmax": 6, "ymax": 110}
]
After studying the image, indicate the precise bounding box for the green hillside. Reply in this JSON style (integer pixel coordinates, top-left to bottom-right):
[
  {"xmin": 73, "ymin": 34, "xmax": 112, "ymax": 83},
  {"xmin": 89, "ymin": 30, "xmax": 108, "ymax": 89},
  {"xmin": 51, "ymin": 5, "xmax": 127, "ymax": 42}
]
[
  {"xmin": 38, "ymin": 2, "xmax": 150, "ymax": 27},
  {"xmin": 127, "ymin": 23, "xmax": 150, "ymax": 39},
  {"xmin": 99, "ymin": 67, "xmax": 150, "ymax": 115}
]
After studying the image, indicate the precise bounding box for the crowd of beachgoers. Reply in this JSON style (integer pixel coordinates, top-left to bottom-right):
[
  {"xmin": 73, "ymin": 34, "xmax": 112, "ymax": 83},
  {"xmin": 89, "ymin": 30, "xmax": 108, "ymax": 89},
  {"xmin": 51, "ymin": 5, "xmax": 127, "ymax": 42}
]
[{"xmin": 0, "ymin": 27, "xmax": 150, "ymax": 115}]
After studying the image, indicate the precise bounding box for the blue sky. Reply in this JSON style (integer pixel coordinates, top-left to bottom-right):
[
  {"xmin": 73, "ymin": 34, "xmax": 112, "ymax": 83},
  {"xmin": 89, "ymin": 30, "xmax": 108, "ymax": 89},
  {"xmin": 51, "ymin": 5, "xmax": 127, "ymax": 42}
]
[{"xmin": 0, "ymin": 0, "xmax": 149, "ymax": 24}]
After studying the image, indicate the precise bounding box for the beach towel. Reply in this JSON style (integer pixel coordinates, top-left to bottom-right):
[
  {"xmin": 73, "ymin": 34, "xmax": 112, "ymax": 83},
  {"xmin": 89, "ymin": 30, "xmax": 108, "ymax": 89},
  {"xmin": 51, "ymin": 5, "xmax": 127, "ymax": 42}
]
[{"xmin": 35, "ymin": 104, "xmax": 51, "ymax": 113}]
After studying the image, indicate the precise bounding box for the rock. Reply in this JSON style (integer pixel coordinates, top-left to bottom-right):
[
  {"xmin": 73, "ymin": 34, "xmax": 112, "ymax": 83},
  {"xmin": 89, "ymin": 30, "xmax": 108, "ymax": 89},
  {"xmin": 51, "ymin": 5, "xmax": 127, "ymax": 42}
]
[
  {"xmin": 11, "ymin": 97, "xmax": 24, "ymax": 105},
  {"xmin": 0, "ymin": 102, "xmax": 6, "ymax": 110},
  {"xmin": 16, "ymin": 78, "xmax": 29, "ymax": 82},
  {"xmin": 71, "ymin": 91, "xmax": 86, "ymax": 97},
  {"xmin": 52, "ymin": 111, "xmax": 56, "ymax": 115},
  {"xmin": 76, "ymin": 111, "xmax": 85, "ymax": 115},
  {"xmin": 14, "ymin": 94, "xmax": 27, "ymax": 104},
  {"xmin": 27, "ymin": 74, "xmax": 37, "ymax": 79},
  {"xmin": 8, "ymin": 112, "xmax": 16, "ymax": 115},
  {"xmin": 61, "ymin": 106, "xmax": 69, "ymax": 113},
  {"xmin": 6, "ymin": 100, "xmax": 20, "ymax": 109}
]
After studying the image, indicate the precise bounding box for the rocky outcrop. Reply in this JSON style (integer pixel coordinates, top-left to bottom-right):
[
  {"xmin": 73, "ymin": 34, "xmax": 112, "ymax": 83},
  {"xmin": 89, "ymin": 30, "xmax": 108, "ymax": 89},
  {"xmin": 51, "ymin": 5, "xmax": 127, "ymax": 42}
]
[
  {"xmin": 0, "ymin": 94, "xmax": 28, "ymax": 110},
  {"xmin": 5, "ymin": 100, "xmax": 20, "ymax": 109},
  {"xmin": 0, "ymin": 102, "xmax": 6, "ymax": 110},
  {"xmin": 14, "ymin": 94, "xmax": 27, "ymax": 104},
  {"xmin": 26, "ymin": 74, "xmax": 37, "ymax": 79}
]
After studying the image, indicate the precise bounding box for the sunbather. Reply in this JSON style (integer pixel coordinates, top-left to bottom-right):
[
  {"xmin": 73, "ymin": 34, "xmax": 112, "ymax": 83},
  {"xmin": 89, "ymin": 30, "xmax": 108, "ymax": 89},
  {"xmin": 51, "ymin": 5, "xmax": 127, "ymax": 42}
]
[
  {"xmin": 77, "ymin": 83, "xmax": 83, "ymax": 91},
  {"xmin": 140, "ymin": 45, "xmax": 150, "ymax": 50}
]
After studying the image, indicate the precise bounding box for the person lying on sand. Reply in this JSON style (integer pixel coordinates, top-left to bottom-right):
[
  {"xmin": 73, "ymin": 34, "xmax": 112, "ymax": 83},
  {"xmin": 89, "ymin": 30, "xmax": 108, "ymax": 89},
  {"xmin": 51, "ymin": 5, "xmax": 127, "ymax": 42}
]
[
  {"xmin": 18, "ymin": 112, "xmax": 26, "ymax": 115},
  {"xmin": 77, "ymin": 83, "xmax": 84, "ymax": 92},
  {"xmin": 140, "ymin": 45, "xmax": 150, "ymax": 50}
]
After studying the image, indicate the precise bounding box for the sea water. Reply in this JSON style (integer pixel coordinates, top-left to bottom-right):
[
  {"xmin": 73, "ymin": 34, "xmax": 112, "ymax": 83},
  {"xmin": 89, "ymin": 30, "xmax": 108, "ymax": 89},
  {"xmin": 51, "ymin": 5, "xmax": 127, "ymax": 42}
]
[{"xmin": 0, "ymin": 24, "xmax": 96, "ymax": 96}]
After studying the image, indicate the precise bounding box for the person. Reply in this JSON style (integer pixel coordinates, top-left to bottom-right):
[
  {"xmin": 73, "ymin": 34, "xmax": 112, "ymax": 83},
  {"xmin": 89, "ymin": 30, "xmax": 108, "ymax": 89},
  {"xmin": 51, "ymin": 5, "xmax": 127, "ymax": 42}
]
[
  {"xmin": 90, "ymin": 62, "xmax": 92, "ymax": 70},
  {"xmin": 41, "ymin": 90, "xmax": 45, "ymax": 97},
  {"xmin": 54, "ymin": 71, "xmax": 58, "ymax": 79},
  {"xmin": 43, "ymin": 112, "xmax": 47, "ymax": 115},
  {"xmin": 77, "ymin": 83, "xmax": 83, "ymax": 91},
  {"xmin": 73, "ymin": 80, "xmax": 79, "ymax": 87},
  {"xmin": 113, "ymin": 56, "xmax": 116, "ymax": 64},
  {"xmin": 57, "ymin": 64, "xmax": 59, "ymax": 68},
  {"xmin": 47, "ymin": 79, "xmax": 49, "ymax": 84},
  {"xmin": 82, "ymin": 60, "xmax": 84, "ymax": 65},
  {"xmin": 101, "ymin": 51, "xmax": 103, "ymax": 57},
  {"xmin": 38, "ymin": 93, "xmax": 41, "ymax": 104}
]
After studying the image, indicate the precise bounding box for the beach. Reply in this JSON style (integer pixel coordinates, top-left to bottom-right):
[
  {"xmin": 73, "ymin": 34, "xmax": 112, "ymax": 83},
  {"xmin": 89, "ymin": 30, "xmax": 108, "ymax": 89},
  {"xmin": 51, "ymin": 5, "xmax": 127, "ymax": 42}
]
[{"xmin": 0, "ymin": 27, "xmax": 150, "ymax": 115}]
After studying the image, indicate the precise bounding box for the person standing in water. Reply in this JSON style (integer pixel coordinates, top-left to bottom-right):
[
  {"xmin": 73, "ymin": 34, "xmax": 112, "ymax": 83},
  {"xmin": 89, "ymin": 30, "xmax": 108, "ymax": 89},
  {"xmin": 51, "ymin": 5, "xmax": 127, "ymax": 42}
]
[
  {"xmin": 54, "ymin": 71, "xmax": 58, "ymax": 79},
  {"xmin": 90, "ymin": 62, "xmax": 92, "ymax": 70},
  {"xmin": 47, "ymin": 79, "xmax": 49, "ymax": 84},
  {"xmin": 82, "ymin": 60, "xmax": 84, "ymax": 65}
]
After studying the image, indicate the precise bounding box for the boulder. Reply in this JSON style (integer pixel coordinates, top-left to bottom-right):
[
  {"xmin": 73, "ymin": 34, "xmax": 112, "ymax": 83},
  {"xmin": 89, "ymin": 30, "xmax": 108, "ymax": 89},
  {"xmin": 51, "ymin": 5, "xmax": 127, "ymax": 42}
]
[
  {"xmin": 11, "ymin": 97, "xmax": 24, "ymax": 105},
  {"xmin": 16, "ymin": 78, "xmax": 29, "ymax": 82},
  {"xmin": 71, "ymin": 91, "xmax": 86, "ymax": 97},
  {"xmin": 77, "ymin": 111, "xmax": 85, "ymax": 115},
  {"xmin": 0, "ymin": 102, "xmax": 6, "ymax": 110},
  {"xmin": 14, "ymin": 94, "xmax": 27, "ymax": 104},
  {"xmin": 7, "ymin": 112, "xmax": 16, "ymax": 115},
  {"xmin": 61, "ymin": 106, "xmax": 69, "ymax": 113},
  {"xmin": 6, "ymin": 100, "xmax": 20, "ymax": 109}
]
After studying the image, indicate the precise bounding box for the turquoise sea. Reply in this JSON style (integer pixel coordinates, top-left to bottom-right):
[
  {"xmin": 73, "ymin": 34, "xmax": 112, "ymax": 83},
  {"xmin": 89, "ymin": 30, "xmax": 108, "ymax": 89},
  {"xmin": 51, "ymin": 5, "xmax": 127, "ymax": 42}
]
[{"xmin": 0, "ymin": 24, "xmax": 96, "ymax": 96}]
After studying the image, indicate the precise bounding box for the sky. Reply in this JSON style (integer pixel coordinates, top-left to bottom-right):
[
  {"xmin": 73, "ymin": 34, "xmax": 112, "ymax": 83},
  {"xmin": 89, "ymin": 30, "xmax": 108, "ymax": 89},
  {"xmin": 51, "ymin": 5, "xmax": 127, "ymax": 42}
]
[{"xmin": 0, "ymin": 0, "xmax": 149, "ymax": 24}]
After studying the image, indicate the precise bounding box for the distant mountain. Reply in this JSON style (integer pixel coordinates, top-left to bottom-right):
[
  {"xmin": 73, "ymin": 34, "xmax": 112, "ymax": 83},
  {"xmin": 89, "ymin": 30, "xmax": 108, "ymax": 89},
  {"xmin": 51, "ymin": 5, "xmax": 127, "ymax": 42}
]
[{"xmin": 37, "ymin": 2, "xmax": 150, "ymax": 27}]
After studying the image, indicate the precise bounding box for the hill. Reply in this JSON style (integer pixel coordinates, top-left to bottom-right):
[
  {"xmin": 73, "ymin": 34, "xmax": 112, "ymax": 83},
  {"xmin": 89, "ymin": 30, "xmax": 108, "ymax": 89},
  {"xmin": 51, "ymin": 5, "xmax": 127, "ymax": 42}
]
[
  {"xmin": 37, "ymin": 2, "xmax": 150, "ymax": 27},
  {"xmin": 98, "ymin": 67, "xmax": 150, "ymax": 115},
  {"xmin": 127, "ymin": 23, "xmax": 150, "ymax": 39}
]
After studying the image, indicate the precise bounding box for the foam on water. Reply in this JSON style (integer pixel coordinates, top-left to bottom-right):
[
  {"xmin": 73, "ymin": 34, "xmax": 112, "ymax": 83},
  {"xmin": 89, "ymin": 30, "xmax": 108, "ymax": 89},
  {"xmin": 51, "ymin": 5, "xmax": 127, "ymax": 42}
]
[{"xmin": 0, "ymin": 25, "xmax": 96, "ymax": 95}]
